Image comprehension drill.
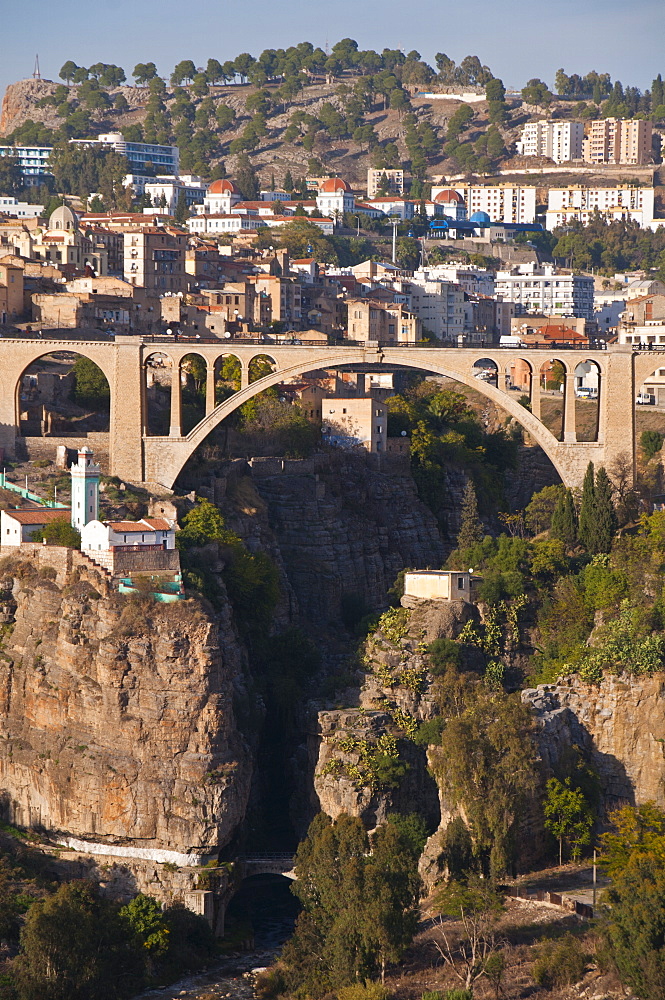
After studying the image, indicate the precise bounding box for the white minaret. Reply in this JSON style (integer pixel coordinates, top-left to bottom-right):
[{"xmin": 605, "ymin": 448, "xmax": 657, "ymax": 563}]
[{"xmin": 70, "ymin": 447, "xmax": 100, "ymax": 533}]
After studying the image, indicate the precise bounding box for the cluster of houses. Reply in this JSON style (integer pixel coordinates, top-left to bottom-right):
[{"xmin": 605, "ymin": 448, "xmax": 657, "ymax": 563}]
[
  {"xmin": 1, "ymin": 199, "xmax": 645, "ymax": 346},
  {"xmin": 0, "ymin": 447, "xmax": 182, "ymax": 598}
]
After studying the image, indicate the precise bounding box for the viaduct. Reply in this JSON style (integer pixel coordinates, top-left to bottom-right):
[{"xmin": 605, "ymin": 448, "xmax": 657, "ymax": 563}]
[{"xmin": 0, "ymin": 335, "xmax": 659, "ymax": 489}]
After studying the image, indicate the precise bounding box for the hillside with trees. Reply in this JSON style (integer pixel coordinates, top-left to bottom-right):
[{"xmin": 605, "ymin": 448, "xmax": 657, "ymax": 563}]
[{"xmin": 1, "ymin": 42, "xmax": 663, "ymax": 202}]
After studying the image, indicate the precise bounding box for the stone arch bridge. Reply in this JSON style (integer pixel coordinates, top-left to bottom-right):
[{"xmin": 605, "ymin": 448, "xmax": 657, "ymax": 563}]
[{"xmin": 0, "ymin": 336, "xmax": 656, "ymax": 489}]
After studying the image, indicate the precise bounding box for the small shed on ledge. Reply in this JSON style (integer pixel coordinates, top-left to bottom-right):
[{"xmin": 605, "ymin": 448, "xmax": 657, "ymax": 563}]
[{"xmin": 402, "ymin": 570, "xmax": 481, "ymax": 604}]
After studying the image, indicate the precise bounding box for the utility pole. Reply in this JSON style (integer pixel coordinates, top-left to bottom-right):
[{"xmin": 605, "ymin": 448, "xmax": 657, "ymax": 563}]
[
  {"xmin": 33, "ymin": 55, "xmax": 41, "ymax": 80},
  {"xmin": 391, "ymin": 217, "xmax": 398, "ymax": 265}
]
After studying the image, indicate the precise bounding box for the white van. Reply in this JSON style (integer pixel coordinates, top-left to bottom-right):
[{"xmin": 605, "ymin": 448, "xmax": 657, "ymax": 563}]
[{"xmin": 636, "ymin": 392, "xmax": 655, "ymax": 405}]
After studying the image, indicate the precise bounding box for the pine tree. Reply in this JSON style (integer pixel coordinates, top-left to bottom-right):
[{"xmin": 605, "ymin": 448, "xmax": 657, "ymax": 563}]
[
  {"xmin": 283, "ymin": 169, "xmax": 294, "ymax": 192},
  {"xmin": 578, "ymin": 462, "xmax": 596, "ymax": 551},
  {"xmin": 550, "ymin": 488, "xmax": 577, "ymax": 548},
  {"xmin": 652, "ymin": 74, "xmax": 664, "ymax": 111},
  {"xmin": 457, "ymin": 481, "xmax": 484, "ymax": 552},
  {"xmin": 592, "ymin": 467, "xmax": 616, "ymax": 554},
  {"xmin": 174, "ymin": 192, "xmax": 189, "ymax": 224}
]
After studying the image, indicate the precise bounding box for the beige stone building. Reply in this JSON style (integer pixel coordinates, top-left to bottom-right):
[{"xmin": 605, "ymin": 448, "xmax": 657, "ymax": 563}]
[
  {"xmin": 250, "ymin": 274, "xmax": 302, "ymax": 327},
  {"xmin": 11, "ymin": 206, "xmax": 109, "ymax": 277},
  {"xmin": 123, "ymin": 229, "xmax": 187, "ymax": 293},
  {"xmin": 367, "ymin": 168, "xmax": 405, "ymax": 198},
  {"xmin": 321, "ymin": 397, "xmax": 388, "ymax": 453},
  {"xmin": 345, "ymin": 298, "xmax": 421, "ymax": 344},
  {"xmin": 31, "ymin": 278, "xmax": 162, "ymax": 333},
  {"xmin": 403, "ymin": 570, "xmax": 481, "ymax": 603},
  {"xmin": 0, "ymin": 257, "xmax": 24, "ymax": 322}
]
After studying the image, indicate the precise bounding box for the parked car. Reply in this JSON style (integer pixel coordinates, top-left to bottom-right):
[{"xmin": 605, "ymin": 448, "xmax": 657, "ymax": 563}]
[{"xmin": 636, "ymin": 392, "xmax": 656, "ymax": 405}]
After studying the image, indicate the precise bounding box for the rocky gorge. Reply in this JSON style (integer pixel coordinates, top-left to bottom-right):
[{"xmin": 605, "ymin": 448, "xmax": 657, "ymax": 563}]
[{"xmin": 0, "ymin": 449, "xmax": 664, "ymax": 944}]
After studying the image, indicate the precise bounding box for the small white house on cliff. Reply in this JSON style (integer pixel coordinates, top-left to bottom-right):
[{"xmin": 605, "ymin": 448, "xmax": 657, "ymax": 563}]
[
  {"xmin": 81, "ymin": 517, "xmax": 176, "ymax": 554},
  {"xmin": 402, "ymin": 570, "xmax": 481, "ymax": 603}
]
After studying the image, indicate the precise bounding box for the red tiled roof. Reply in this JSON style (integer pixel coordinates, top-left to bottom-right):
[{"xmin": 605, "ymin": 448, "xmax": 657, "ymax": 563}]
[
  {"xmin": 3, "ymin": 509, "xmax": 71, "ymax": 525},
  {"xmin": 141, "ymin": 518, "xmax": 171, "ymax": 530}
]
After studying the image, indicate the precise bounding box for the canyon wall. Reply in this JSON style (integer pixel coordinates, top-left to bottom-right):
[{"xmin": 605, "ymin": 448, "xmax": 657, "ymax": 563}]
[
  {"xmin": 0, "ymin": 553, "xmax": 252, "ymax": 862},
  {"xmin": 523, "ymin": 674, "xmax": 665, "ymax": 812}
]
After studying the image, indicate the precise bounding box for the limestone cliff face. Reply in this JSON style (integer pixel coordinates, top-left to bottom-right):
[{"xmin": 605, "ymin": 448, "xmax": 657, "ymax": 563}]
[
  {"xmin": 523, "ymin": 674, "xmax": 665, "ymax": 811},
  {"xmin": 250, "ymin": 457, "xmax": 446, "ymax": 624},
  {"xmin": 0, "ymin": 562, "xmax": 252, "ymax": 858}
]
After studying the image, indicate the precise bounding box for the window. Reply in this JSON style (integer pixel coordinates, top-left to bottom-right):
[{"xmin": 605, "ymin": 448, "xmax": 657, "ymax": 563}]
[{"xmin": 458, "ymin": 576, "xmax": 465, "ymax": 589}]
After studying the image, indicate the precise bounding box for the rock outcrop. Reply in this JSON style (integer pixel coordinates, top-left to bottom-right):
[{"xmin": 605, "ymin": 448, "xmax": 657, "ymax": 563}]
[
  {"xmin": 523, "ymin": 674, "xmax": 665, "ymax": 811},
  {"xmin": 0, "ymin": 555, "xmax": 252, "ymax": 860},
  {"xmin": 311, "ymin": 599, "xmax": 473, "ymax": 837}
]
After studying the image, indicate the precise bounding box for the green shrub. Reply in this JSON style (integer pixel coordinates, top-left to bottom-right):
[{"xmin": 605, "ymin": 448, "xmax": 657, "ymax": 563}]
[
  {"xmin": 412, "ymin": 717, "xmax": 445, "ymax": 746},
  {"xmin": 532, "ymin": 934, "xmax": 586, "ymax": 988},
  {"xmin": 427, "ymin": 638, "xmax": 460, "ymax": 674},
  {"xmin": 337, "ymin": 982, "xmax": 392, "ymax": 1000},
  {"xmin": 641, "ymin": 429, "xmax": 663, "ymax": 461},
  {"xmin": 32, "ymin": 521, "xmax": 80, "ymax": 549}
]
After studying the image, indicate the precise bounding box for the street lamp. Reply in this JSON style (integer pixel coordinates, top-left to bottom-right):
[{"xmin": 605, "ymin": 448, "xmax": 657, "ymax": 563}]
[{"xmin": 353, "ymin": 215, "xmax": 360, "ymax": 236}]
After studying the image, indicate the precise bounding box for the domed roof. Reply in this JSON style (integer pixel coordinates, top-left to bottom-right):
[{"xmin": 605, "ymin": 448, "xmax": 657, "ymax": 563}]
[
  {"xmin": 207, "ymin": 179, "xmax": 240, "ymax": 195},
  {"xmin": 49, "ymin": 204, "xmax": 78, "ymax": 231},
  {"xmin": 320, "ymin": 178, "xmax": 350, "ymax": 193},
  {"xmin": 470, "ymin": 211, "xmax": 491, "ymax": 224},
  {"xmin": 434, "ymin": 189, "xmax": 463, "ymax": 204}
]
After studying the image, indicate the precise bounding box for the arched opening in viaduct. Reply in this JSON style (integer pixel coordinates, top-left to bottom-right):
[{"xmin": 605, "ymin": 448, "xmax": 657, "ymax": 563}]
[
  {"xmin": 179, "ymin": 353, "xmax": 209, "ymax": 435},
  {"xmin": 223, "ymin": 873, "xmax": 300, "ymax": 950},
  {"xmin": 574, "ymin": 359, "xmax": 602, "ymax": 442},
  {"xmin": 144, "ymin": 351, "xmax": 173, "ymax": 436},
  {"xmin": 17, "ymin": 350, "xmax": 112, "ymax": 457}
]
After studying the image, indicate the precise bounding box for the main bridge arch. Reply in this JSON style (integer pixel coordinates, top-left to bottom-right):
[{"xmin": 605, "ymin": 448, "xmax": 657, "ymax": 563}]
[{"xmin": 142, "ymin": 346, "xmax": 622, "ymax": 489}]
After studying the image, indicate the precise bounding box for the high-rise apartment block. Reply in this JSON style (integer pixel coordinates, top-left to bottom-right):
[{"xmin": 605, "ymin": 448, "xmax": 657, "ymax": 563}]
[
  {"xmin": 517, "ymin": 121, "xmax": 584, "ymax": 163},
  {"xmin": 582, "ymin": 118, "xmax": 653, "ymax": 165},
  {"xmin": 366, "ymin": 168, "xmax": 405, "ymax": 198}
]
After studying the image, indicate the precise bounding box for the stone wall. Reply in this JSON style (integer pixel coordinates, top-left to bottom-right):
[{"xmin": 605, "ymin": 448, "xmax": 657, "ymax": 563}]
[{"xmin": 22, "ymin": 433, "xmax": 110, "ymax": 467}]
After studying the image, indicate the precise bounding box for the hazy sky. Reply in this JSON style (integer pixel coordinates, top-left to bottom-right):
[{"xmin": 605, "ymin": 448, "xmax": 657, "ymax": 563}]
[{"xmin": 1, "ymin": 0, "xmax": 662, "ymax": 99}]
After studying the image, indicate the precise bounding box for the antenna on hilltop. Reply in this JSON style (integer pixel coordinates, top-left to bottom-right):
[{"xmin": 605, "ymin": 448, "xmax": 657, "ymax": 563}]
[
  {"xmin": 33, "ymin": 54, "xmax": 41, "ymax": 80},
  {"xmin": 325, "ymin": 38, "xmax": 329, "ymax": 56}
]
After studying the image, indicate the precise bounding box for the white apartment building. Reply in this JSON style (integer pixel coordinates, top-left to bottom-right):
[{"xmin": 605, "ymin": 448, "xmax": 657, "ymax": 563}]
[
  {"xmin": 545, "ymin": 186, "xmax": 655, "ymax": 230},
  {"xmin": 70, "ymin": 133, "xmax": 179, "ymax": 174},
  {"xmin": 0, "ymin": 145, "xmax": 53, "ymax": 185},
  {"xmin": 404, "ymin": 275, "xmax": 466, "ymax": 341},
  {"xmin": 363, "ymin": 197, "xmax": 415, "ymax": 219},
  {"xmin": 143, "ymin": 175, "xmax": 208, "ymax": 215},
  {"xmin": 452, "ymin": 185, "xmax": 537, "ymax": 224},
  {"xmin": 187, "ymin": 214, "xmax": 267, "ymax": 234},
  {"xmin": 414, "ymin": 264, "xmax": 495, "ymax": 297},
  {"xmin": 494, "ymin": 263, "xmax": 595, "ymax": 319},
  {"xmin": 0, "ymin": 197, "xmax": 44, "ymax": 218},
  {"xmin": 517, "ymin": 121, "xmax": 584, "ymax": 163}
]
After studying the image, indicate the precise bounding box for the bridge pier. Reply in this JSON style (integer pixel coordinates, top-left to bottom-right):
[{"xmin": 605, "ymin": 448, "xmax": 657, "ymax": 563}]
[
  {"xmin": 563, "ymin": 373, "xmax": 577, "ymax": 443},
  {"xmin": 530, "ymin": 373, "xmax": 541, "ymax": 420},
  {"xmin": 169, "ymin": 362, "xmax": 182, "ymax": 438},
  {"xmin": 206, "ymin": 360, "xmax": 216, "ymax": 416}
]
